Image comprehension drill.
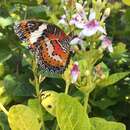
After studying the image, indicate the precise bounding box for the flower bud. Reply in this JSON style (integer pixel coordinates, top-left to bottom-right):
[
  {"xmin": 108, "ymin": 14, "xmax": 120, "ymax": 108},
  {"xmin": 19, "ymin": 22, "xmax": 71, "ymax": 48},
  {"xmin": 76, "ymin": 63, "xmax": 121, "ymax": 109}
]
[
  {"xmin": 71, "ymin": 62, "xmax": 80, "ymax": 83},
  {"xmin": 101, "ymin": 8, "xmax": 111, "ymax": 22}
]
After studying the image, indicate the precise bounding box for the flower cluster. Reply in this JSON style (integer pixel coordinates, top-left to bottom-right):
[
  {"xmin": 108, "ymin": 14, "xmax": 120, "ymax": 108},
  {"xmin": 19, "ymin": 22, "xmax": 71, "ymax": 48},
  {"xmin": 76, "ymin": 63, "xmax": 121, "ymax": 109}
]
[
  {"xmin": 59, "ymin": 1, "xmax": 113, "ymax": 83},
  {"xmin": 59, "ymin": 2, "xmax": 113, "ymax": 53}
]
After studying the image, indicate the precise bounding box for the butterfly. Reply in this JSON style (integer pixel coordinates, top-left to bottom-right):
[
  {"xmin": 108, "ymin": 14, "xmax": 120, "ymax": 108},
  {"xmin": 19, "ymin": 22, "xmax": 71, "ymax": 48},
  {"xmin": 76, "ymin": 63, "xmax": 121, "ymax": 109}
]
[{"xmin": 14, "ymin": 20, "xmax": 74, "ymax": 76}]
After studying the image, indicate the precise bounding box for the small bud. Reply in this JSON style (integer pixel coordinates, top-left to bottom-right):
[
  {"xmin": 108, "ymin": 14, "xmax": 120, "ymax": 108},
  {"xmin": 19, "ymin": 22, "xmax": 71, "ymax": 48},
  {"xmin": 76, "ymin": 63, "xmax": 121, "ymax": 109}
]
[
  {"xmin": 101, "ymin": 8, "xmax": 111, "ymax": 22},
  {"xmin": 85, "ymin": 70, "xmax": 90, "ymax": 76},
  {"xmin": 71, "ymin": 62, "xmax": 80, "ymax": 83},
  {"xmin": 76, "ymin": 3, "xmax": 84, "ymax": 12}
]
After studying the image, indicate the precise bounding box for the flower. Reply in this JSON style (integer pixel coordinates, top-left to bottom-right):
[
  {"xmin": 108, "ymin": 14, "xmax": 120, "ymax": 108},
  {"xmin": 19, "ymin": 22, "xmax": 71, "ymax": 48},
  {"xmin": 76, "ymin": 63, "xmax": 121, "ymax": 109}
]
[
  {"xmin": 69, "ymin": 3, "xmax": 86, "ymax": 28},
  {"xmin": 69, "ymin": 13, "xmax": 85, "ymax": 28},
  {"xmin": 69, "ymin": 6, "xmax": 106, "ymax": 37},
  {"xmin": 58, "ymin": 15, "xmax": 67, "ymax": 25},
  {"xmin": 71, "ymin": 62, "xmax": 80, "ymax": 83},
  {"xmin": 100, "ymin": 35, "xmax": 113, "ymax": 52},
  {"xmin": 70, "ymin": 37, "xmax": 83, "ymax": 45},
  {"xmin": 79, "ymin": 9, "xmax": 106, "ymax": 37}
]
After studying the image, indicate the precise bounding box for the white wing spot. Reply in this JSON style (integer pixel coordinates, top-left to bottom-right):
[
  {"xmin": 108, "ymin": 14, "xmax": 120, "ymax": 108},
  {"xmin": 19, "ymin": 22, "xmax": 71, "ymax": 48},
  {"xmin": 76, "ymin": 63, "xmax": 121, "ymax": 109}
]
[
  {"xmin": 44, "ymin": 38, "xmax": 62, "ymax": 62},
  {"xmin": 29, "ymin": 24, "xmax": 47, "ymax": 43}
]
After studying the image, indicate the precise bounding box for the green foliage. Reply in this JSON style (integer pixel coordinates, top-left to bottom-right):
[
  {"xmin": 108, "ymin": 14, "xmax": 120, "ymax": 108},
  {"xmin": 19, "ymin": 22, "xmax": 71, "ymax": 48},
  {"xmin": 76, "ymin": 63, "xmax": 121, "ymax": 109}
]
[
  {"xmin": 41, "ymin": 91, "xmax": 59, "ymax": 116},
  {"xmin": 0, "ymin": 17, "xmax": 13, "ymax": 29},
  {"xmin": 122, "ymin": 0, "xmax": 130, "ymax": 6},
  {"xmin": 97, "ymin": 72, "xmax": 130, "ymax": 88},
  {"xmin": 0, "ymin": 63, "xmax": 5, "ymax": 78},
  {"xmin": 8, "ymin": 104, "xmax": 41, "ymax": 130},
  {"xmin": 0, "ymin": 0, "xmax": 130, "ymax": 130},
  {"xmin": 0, "ymin": 112, "xmax": 10, "ymax": 130},
  {"xmin": 90, "ymin": 117, "xmax": 126, "ymax": 130},
  {"xmin": 41, "ymin": 91, "xmax": 90, "ymax": 130},
  {"xmin": 28, "ymin": 99, "xmax": 43, "ymax": 122},
  {"xmin": 110, "ymin": 42, "xmax": 127, "ymax": 58},
  {"xmin": 0, "ymin": 80, "xmax": 12, "ymax": 105},
  {"xmin": 56, "ymin": 93, "xmax": 90, "ymax": 130}
]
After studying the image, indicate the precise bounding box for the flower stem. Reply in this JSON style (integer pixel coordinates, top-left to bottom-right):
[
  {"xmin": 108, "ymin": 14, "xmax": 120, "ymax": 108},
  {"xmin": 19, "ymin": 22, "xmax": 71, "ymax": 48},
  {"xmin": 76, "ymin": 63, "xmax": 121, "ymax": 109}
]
[
  {"xmin": 84, "ymin": 93, "xmax": 89, "ymax": 112},
  {"xmin": 35, "ymin": 76, "xmax": 40, "ymax": 96},
  {"xmin": 65, "ymin": 82, "xmax": 70, "ymax": 94},
  {"xmin": 32, "ymin": 59, "xmax": 41, "ymax": 97},
  {"xmin": 0, "ymin": 103, "xmax": 8, "ymax": 115}
]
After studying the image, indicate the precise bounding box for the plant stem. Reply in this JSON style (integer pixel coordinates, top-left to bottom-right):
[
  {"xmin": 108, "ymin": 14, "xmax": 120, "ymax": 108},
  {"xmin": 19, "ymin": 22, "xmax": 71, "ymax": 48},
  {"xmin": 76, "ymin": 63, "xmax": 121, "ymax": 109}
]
[
  {"xmin": 32, "ymin": 59, "xmax": 40, "ymax": 97},
  {"xmin": 0, "ymin": 103, "xmax": 8, "ymax": 115},
  {"xmin": 35, "ymin": 76, "xmax": 40, "ymax": 97},
  {"xmin": 84, "ymin": 93, "xmax": 89, "ymax": 112},
  {"xmin": 84, "ymin": 67, "xmax": 93, "ymax": 112},
  {"xmin": 65, "ymin": 82, "xmax": 70, "ymax": 94}
]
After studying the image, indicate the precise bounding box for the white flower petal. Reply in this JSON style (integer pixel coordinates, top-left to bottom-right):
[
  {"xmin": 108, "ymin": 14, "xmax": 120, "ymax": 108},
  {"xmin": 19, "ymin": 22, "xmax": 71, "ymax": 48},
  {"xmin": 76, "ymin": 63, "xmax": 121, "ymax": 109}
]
[
  {"xmin": 97, "ymin": 26, "xmax": 106, "ymax": 34},
  {"xmin": 69, "ymin": 19, "xmax": 76, "ymax": 25},
  {"xmin": 89, "ymin": 9, "xmax": 96, "ymax": 20},
  {"xmin": 72, "ymin": 73, "xmax": 78, "ymax": 83},
  {"xmin": 70, "ymin": 37, "xmax": 83, "ymax": 45},
  {"xmin": 71, "ymin": 61, "xmax": 80, "ymax": 83},
  {"xmin": 75, "ymin": 22, "xmax": 84, "ymax": 28},
  {"xmin": 101, "ymin": 42, "xmax": 107, "ymax": 48},
  {"xmin": 80, "ymin": 28, "xmax": 97, "ymax": 37},
  {"xmin": 108, "ymin": 44, "xmax": 113, "ymax": 52},
  {"xmin": 99, "ymin": 35, "xmax": 105, "ymax": 40},
  {"xmin": 58, "ymin": 19, "xmax": 67, "ymax": 25},
  {"xmin": 61, "ymin": 15, "xmax": 66, "ymax": 19}
]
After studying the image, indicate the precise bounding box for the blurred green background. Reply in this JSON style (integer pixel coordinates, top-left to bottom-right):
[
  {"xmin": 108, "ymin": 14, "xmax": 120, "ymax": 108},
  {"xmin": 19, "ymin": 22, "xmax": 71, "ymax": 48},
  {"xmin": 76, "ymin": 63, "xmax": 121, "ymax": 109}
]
[{"xmin": 0, "ymin": 0, "xmax": 130, "ymax": 130}]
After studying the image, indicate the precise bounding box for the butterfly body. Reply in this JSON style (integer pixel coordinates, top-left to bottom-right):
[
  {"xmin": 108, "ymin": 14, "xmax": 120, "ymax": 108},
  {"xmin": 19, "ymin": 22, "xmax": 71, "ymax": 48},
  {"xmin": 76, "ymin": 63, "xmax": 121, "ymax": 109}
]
[{"xmin": 14, "ymin": 20, "xmax": 73, "ymax": 75}]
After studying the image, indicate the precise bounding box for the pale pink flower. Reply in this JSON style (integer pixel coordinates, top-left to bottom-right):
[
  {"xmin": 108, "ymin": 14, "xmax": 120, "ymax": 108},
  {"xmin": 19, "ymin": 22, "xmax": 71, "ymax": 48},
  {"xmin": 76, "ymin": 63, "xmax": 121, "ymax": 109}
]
[
  {"xmin": 71, "ymin": 62, "xmax": 80, "ymax": 83},
  {"xmin": 58, "ymin": 15, "xmax": 67, "ymax": 25},
  {"xmin": 100, "ymin": 35, "xmax": 113, "ymax": 52},
  {"xmin": 69, "ymin": 13, "xmax": 85, "ymax": 28},
  {"xmin": 69, "ymin": 3, "xmax": 86, "ymax": 28},
  {"xmin": 80, "ymin": 9, "xmax": 106, "ymax": 37}
]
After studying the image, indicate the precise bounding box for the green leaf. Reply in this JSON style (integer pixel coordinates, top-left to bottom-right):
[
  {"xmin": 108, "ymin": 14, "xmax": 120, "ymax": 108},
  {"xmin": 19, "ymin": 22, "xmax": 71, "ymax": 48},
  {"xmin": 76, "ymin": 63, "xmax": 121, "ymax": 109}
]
[
  {"xmin": 29, "ymin": 98, "xmax": 54, "ymax": 121},
  {"xmin": 41, "ymin": 91, "xmax": 91, "ymax": 130},
  {"xmin": 0, "ymin": 80, "xmax": 12, "ymax": 105},
  {"xmin": 41, "ymin": 91, "xmax": 59, "ymax": 116},
  {"xmin": 0, "ymin": 17, "xmax": 13, "ymax": 29},
  {"xmin": 8, "ymin": 0, "xmax": 38, "ymax": 6},
  {"xmin": 97, "ymin": 72, "xmax": 130, "ymax": 87},
  {"xmin": 90, "ymin": 117, "xmax": 126, "ymax": 130},
  {"xmin": 8, "ymin": 104, "xmax": 41, "ymax": 130},
  {"xmin": 86, "ymin": 49, "xmax": 103, "ymax": 66},
  {"xmin": 0, "ymin": 63, "xmax": 5, "ymax": 78},
  {"xmin": 28, "ymin": 99, "xmax": 46, "ymax": 130},
  {"xmin": 3, "ymin": 75, "xmax": 17, "ymax": 98},
  {"xmin": 76, "ymin": 49, "xmax": 103, "ymax": 67},
  {"xmin": 0, "ymin": 112, "xmax": 10, "ymax": 130},
  {"xmin": 12, "ymin": 81, "xmax": 34, "ymax": 102},
  {"xmin": 36, "ymin": 0, "xmax": 43, "ymax": 4},
  {"xmin": 122, "ymin": 0, "xmax": 130, "ymax": 6},
  {"xmin": 91, "ymin": 97, "xmax": 117, "ymax": 110},
  {"xmin": 110, "ymin": 42, "xmax": 127, "ymax": 58},
  {"xmin": 0, "ymin": 45, "xmax": 12, "ymax": 63},
  {"xmin": 28, "ymin": 99, "xmax": 43, "ymax": 122},
  {"xmin": 48, "ymin": 0, "xmax": 60, "ymax": 4},
  {"xmin": 56, "ymin": 93, "xmax": 91, "ymax": 130},
  {"xmin": 27, "ymin": 6, "xmax": 49, "ymax": 19}
]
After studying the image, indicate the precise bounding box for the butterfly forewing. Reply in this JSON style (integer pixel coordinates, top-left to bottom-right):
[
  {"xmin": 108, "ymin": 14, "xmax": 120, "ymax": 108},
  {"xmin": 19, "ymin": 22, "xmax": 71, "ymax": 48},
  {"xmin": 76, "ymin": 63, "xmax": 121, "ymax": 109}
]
[{"xmin": 14, "ymin": 20, "xmax": 71, "ymax": 75}]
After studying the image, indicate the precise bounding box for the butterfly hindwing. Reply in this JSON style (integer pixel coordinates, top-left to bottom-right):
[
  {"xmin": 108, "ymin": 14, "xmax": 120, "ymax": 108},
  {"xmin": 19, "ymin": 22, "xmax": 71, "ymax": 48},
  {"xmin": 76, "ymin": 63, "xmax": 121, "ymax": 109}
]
[{"xmin": 14, "ymin": 20, "xmax": 72, "ymax": 75}]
